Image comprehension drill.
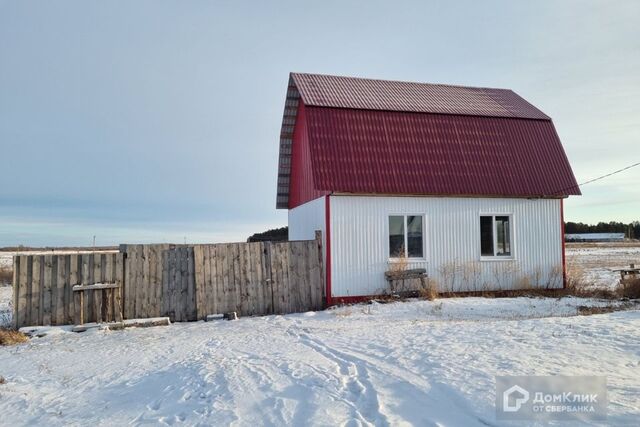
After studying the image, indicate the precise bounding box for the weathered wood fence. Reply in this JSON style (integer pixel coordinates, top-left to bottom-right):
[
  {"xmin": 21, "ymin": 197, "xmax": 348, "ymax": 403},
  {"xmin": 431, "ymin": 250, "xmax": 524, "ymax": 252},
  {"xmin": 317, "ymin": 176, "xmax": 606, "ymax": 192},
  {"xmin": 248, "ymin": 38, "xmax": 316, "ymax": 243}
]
[
  {"xmin": 13, "ymin": 233, "xmax": 324, "ymax": 328},
  {"xmin": 12, "ymin": 252, "xmax": 123, "ymax": 328}
]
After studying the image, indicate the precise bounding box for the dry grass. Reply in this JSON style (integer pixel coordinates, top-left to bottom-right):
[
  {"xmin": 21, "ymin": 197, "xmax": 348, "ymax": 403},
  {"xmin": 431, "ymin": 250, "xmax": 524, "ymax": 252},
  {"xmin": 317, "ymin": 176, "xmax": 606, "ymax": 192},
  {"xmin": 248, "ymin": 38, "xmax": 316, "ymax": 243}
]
[
  {"xmin": 619, "ymin": 278, "xmax": 640, "ymax": 299},
  {"xmin": 0, "ymin": 375, "xmax": 5, "ymax": 384},
  {"xmin": 388, "ymin": 246, "xmax": 408, "ymax": 273},
  {"xmin": 0, "ymin": 267, "xmax": 12, "ymax": 285},
  {"xmin": 576, "ymin": 305, "xmax": 625, "ymax": 316},
  {"xmin": 418, "ymin": 280, "xmax": 438, "ymax": 301},
  {"xmin": 0, "ymin": 328, "xmax": 28, "ymax": 346}
]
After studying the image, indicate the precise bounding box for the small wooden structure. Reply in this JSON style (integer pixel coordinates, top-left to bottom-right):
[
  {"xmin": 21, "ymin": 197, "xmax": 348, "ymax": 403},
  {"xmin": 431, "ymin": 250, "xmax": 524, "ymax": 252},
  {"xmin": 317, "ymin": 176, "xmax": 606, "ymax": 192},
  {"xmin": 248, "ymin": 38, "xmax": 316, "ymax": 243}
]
[
  {"xmin": 615, "ymin": 263, "xmax": 640, "ymax": 281},
  {"xmin": 72, "ymin": 283, "xmax": 122, "ymax": 325},
  {"xmin": 384, "ymin": 268, "xmax": 429, "ymax": 296}
]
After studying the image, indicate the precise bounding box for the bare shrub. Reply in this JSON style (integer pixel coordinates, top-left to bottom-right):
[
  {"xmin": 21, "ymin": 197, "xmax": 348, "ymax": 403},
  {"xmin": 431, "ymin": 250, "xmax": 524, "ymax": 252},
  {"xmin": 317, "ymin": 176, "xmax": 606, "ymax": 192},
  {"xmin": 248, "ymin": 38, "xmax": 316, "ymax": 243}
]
[
  {"xmin": 0, "ymin": 328, "xmax": 28, "ymax": 346},
  {"xmin": 618, "ymin": 278, "xmax": 640, "ymax": 299},
  {"xmin": 0, "ymin": 375, "xmax": 5, "ymax": 384},
  {"xmin": 418, "ymin": 279, "xmax": 438, "ymax": 301},
  {"xmin": 438, "ymin": 259, "xmax": 460, "ymax": 293},
  {"xmin": 388, "ymin": 246, "xmax": 408, "ymax": 273},
  {"xmin": 565, "ymin": 279, "xmax": 618, "ymax": 299},
  {"xmin": 515, "ymin": 274, "xmax": 532, "ymax": 290},
  {"xmin": 565, "ymin": 263, "xmax": 587, "ymax": 289},
  {"xmin": 545, "ymin": 265, "xmax": 564, "ymax": 289},
  {"xmin": 460, "ymin": 262, "xmax": 483, "ymax": 292}
]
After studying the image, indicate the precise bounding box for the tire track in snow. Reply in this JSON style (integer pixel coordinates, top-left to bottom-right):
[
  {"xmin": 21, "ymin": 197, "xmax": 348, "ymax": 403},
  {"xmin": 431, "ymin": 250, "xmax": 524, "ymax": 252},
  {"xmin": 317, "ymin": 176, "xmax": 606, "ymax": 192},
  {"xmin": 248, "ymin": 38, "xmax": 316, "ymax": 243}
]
[
  {"xmin": 286, "ymin": 326, "xmax": 390, "ymax": 427},
  {"xmin": 325, "ymin": 338, "xmax": 497, "ymax": 426},
  {"xmin": 289, "ymin": 325, "xmax": 495, "ymax": 427}
]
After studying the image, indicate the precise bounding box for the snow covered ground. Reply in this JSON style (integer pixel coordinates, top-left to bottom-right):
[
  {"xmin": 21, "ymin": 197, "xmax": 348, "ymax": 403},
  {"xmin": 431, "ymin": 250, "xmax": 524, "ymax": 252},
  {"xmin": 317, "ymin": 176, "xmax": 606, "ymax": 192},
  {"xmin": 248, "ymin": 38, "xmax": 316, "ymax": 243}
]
[
  {"xmin": 566, "ymin": 243, "xmax": 640, "ymax": 289},
  {"xmin": 1, "ymin": 298, "xmax": 639, "ymax": 426},
  {"xmin": 0, "ymin": 286, "xmax": 12, "ymax": 328}
]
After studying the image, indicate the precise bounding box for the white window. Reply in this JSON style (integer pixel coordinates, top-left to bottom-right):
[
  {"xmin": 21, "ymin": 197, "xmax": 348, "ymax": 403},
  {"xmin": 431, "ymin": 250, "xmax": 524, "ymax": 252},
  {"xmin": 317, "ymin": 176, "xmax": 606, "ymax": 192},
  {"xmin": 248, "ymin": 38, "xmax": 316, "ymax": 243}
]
[
  {"xmin": 389, "ymin": 215, "xmax": 424, "ymax": 258},
  {"xmin": 480, "ymin": 215, "xmax": 512, "ymax": 258}
]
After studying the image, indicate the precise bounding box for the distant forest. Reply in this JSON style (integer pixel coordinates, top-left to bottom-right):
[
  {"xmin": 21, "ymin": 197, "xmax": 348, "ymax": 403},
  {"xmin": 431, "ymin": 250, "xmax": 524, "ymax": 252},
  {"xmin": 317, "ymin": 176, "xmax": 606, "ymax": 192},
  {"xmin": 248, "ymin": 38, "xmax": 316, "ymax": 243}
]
[
  {"xmin": 565, "ymin": 221, "xmax": 640, "ymax": 238},
  {"xmin": 247, "ymin": 227, "xmax": 288, "ymax": 242},
  {"xmin": 249, "ymin": 222, "xmax": 640, "ymax": 242}
]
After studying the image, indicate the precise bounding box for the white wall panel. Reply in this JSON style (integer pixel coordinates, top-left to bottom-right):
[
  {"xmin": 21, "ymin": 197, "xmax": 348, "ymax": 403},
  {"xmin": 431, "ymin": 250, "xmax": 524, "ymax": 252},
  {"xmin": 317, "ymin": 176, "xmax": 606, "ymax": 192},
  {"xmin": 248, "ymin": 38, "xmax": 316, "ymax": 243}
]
[
  {"xmin": 288, "ymin": 196, "xmax": 325, "ymax": 241},
  {"xmin": 329, "ymin": 195, "xmax": 563, "ymax": 297}
]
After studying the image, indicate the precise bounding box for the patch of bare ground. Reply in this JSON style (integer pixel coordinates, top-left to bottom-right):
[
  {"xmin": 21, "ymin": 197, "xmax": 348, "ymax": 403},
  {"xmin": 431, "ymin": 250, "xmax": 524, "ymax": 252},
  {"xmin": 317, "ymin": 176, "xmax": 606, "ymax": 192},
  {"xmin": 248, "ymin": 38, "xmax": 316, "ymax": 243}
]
[{"xmin": 0, "ymin": 328, "xmax": 28, "ymax": 346}]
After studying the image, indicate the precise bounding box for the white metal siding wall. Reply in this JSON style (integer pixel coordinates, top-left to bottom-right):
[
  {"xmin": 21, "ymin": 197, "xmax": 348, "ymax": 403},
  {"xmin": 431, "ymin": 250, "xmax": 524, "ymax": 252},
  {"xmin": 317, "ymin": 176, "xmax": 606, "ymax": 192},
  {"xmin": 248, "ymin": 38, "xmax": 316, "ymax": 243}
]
[
  {"xmin": 288, "ymin": 196, "xmax": 325, "ymax": 241},
  {"xmin": 330, "ymin": 195, "xmax": 562, "ymax": 297}
]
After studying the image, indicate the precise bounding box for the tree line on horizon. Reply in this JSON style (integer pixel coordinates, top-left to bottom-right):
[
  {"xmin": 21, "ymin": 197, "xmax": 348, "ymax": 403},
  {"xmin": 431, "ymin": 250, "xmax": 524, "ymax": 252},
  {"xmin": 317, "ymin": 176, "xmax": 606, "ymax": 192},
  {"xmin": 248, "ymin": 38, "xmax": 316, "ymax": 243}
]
[
  {"xmin": 565, "ymin": 221, "xmax": 640, "ymax": 238},
  {"xmin": 248, "ymin": 221, "xmax": 640, "ymax": 242}
]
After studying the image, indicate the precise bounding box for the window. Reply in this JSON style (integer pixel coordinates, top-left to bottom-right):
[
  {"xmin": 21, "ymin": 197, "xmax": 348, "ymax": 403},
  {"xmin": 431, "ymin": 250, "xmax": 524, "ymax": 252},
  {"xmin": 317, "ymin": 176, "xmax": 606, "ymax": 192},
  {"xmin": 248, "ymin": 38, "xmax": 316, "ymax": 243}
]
[
  {"xmin": 480, "ymin": 215, "xmax": 512, "ymax": 257},
  {"xmin": 389, "ymin": 215, "xmax": 424, "ymax": 258}
]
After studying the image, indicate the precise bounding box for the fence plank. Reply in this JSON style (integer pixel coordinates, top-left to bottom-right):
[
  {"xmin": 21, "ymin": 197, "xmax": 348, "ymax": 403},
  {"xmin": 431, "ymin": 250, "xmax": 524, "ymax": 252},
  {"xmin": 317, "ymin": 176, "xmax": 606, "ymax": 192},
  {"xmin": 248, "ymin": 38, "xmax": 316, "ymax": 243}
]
[
  {"xmin": 194, "ymin": 246, "xmax": 204, "ymax": 319},
  {"xmin": 25, "ymin": 255, "xmax": 36, "ymax": 326},
  {"xmin": 24, "ymin": 255, "xmax": 34, "ymax": 326},
  {"xmin": 105, "ymin": 254, "xmax": 114, "ymax": 322},
  {"xmin": 150, "ymin": 245, "xmax": 159, "ymax": 318},
  {"xmin": 202, "ymin": 245, "xmax": 212, "ymax": 316},
  {"xmin": 249, "ymin": 243, "xmax": 263, "ymax": 315},
  {"xmin": 115, "ymin": 253, "xmax": 124, "ymax": 322},
  {"xmin": 168, "ymin": 248, "xmax": 177, "ymax": 321},
  {"xmin": 81, "ymin": 254, "xmax": 91, "ymax": 323},
  {"xmin": 31, "ymin": 256, "xmax": 43, "ymax": 327},
  {"xmin": 93, "ymin": 253, "xmax": 103, "ymax": 323},
  {"xmin": 12, "ymin": 256, "xmax": 19, "ymax": 328},
  {"xmin": 16, "ymin": 256, "xmax": 26, "ymax": 327},
  {"xmin": 162, "ymin": 249, "xmax": 170, "ymax": 320},
  {"xmin": 55, "ymin": 255, "xmax": 66, "ymax": 325},
  {"xmin": 187, "ymin": 247, "xmax": 195, "ymax": 321},
  {"xmin": 42, "ymin": 255, "xmax": 54, "ymax": 325},
  {"xmin": 64, "ymin": 255, "xmax": 73, "ymax": 324},
  {"xmin": 263, "ymin": 243, "xmax": 274, "ymax": 314},
  {"xmin": 142, "ymin": 245, "xmax": 150, "ymax": 318},
  {"xmin": 213, "ymin": 245, "xmax": 224, "ymax": 314},
  {"xmin": 136, "ymin": 245, "xmax": 145, "ymax": 319},
  {"xmin": 234, "ymin": 244, "xmax": 243, "ymax": 313}
]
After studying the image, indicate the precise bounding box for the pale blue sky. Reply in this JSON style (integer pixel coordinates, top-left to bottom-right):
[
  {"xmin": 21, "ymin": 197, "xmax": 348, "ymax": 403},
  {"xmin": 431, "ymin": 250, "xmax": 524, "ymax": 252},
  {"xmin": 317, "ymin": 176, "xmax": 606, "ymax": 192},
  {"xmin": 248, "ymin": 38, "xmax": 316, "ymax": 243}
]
[{"xmin": 1, "ymin": 1, "xmax": 638, "ymax": 246}]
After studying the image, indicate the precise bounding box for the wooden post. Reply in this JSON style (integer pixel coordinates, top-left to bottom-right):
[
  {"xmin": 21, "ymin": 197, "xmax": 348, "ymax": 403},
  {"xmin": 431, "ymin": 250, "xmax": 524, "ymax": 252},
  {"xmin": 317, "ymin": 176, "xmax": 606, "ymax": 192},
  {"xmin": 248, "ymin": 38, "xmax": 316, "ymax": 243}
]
[
  {"xmin": 12, "ymin": 256, "xmax": 20, "ymax": 328},
  {"xmin": 115, "ymin": 253, "xmax": 124, "ymax": 322},
  {"xmin": 316, "ymin": 230, "xmax": 327, "ymax": 309},
  {"xmin": 74, "ymin": 290, "xmax": 84, "ymax": 325}
]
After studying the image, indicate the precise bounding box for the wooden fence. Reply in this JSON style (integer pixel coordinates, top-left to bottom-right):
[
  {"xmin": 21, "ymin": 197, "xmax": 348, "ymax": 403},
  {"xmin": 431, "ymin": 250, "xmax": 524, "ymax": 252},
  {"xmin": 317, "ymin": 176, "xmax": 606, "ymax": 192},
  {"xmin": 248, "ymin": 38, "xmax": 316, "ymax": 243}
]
[
  {"xmin": 13, "ymin": 233, "xmax": 324, "ymax": 328},
  {"xmin": 120, "ymin": 244, "xmax": 196, "ymax": 322},
  {"xmin": 12, "ymin": 252, "xmax": 123, "ymax": 328},
  {"xmin": 193, "ymin": 238, "xmax": 324, "ymax": 318}
]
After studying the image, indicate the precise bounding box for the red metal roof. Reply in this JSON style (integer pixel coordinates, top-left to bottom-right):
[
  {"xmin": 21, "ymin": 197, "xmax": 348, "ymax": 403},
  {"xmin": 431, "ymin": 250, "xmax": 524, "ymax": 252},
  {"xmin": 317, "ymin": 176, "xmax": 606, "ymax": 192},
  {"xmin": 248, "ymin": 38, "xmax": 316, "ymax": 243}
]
[
  {"xmin": 277, "ymin": 73, "xmax": 580, "ymax": 209},
  {"xmin": 305, "ymin": 107, "xmax": 579, "ymax": 199},
  {"xmin": 291, "ymin": 73, "xmax": 550, "ymax": 120}
]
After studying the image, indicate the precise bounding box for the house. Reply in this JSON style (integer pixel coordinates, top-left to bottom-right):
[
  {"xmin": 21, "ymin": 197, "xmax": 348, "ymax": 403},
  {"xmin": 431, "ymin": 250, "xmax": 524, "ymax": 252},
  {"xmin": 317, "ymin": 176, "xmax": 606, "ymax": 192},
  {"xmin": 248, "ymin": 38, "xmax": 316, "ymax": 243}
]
[{"xmin": 276, "ymin": 73, "xmax": 580, "ymax": 304}]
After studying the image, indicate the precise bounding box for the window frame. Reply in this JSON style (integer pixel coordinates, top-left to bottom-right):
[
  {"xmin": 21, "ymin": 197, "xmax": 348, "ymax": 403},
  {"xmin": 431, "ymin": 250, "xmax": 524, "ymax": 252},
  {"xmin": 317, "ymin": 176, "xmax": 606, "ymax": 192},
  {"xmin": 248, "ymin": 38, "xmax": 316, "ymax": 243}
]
[
  {"xmin": 388, "ymin": 213, "xmax": 426, "ymax": 261},
  {"xmin": 479, "ymin": 213, "xmax": 515, "ymax": 261}
]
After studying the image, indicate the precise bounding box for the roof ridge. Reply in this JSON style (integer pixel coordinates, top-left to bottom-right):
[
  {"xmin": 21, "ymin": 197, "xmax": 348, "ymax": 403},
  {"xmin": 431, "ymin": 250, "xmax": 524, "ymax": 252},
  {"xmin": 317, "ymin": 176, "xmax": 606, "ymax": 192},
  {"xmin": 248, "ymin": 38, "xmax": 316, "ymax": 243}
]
[
  {"xmin": 290, "ymin": 71, "xmax": 515, "ymax": 93},
  {"xmin": 289, "ymin": 72, "xmax": 550, "ymax": 120}
]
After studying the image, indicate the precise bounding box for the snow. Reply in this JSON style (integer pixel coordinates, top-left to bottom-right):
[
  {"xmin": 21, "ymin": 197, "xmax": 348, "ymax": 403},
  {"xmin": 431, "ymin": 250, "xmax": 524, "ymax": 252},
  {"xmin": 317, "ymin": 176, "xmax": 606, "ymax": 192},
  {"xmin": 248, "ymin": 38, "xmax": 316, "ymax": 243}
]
[
  {"xmin": 566, "ymin": 243, "xmax": 640, "ymax": 289},
  {"xmin": 0, "ymin": 286, "xmax": 12, "ymax": 328},
  {"xmin": 0, "ymin": 253, "xmax": 11, "ymax": 269},
  {"xmin": 1, "ymin": 298, "xmax": 639, "ymax": 426}
]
